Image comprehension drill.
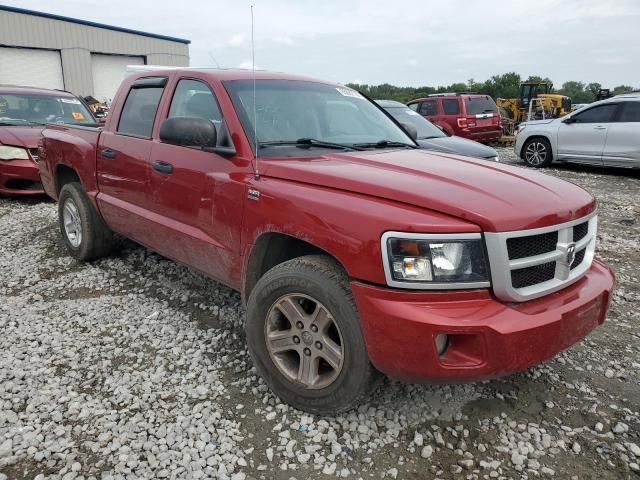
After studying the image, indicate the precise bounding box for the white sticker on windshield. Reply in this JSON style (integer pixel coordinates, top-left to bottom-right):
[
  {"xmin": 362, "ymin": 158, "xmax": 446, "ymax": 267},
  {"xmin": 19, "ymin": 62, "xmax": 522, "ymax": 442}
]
[
  {"xmin": 60, "ymin": 98, "xmax": 82, "ymax": 104},
  {"xmin": 336, "ymin": 87, "xmax": 364, "ymax": 99}
]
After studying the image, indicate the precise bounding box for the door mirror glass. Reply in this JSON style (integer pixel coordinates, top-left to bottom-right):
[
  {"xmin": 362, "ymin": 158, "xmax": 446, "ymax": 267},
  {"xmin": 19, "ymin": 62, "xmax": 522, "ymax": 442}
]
[
  {"xmin": 400, "ymin": 122, "xmax": 418, "ymax": 140},
  {"xmin": 160, "ymin": 117, "xmax": 217, "ymax": 148},
  {"xmin": 562, "ymin": 116, "xmax": 575, "ymax": 124}
]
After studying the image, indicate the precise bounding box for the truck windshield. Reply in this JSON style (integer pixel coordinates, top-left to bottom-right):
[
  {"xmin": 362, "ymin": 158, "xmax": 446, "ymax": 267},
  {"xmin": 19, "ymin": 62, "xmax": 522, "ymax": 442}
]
[
  {"xmin": 0, "ymin": 93, "xmax": 95, "ymax": 126},
  {"xmin": 223, "ymin": 80, "xmax": 414, "ymax": 154}
]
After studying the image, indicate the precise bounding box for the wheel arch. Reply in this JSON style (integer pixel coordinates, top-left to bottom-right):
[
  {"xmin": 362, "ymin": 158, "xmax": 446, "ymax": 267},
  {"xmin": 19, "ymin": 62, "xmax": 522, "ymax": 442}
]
[
  {"xmin": 520, "ymin": 134, "xmax": 554, "ymax": 160},
  {"xmin": 55, "ymin": 164, "xmax": 82, "ymax": 194},
  {"xmin": 243, "ymin": 232, "xmax": 347, "ymax": 302}
]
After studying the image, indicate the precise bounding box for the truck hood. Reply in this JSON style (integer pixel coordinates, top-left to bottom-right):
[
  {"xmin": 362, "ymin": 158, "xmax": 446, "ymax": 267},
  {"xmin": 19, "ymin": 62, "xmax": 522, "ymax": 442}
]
[
  {"xmin": 0, "ymin": 125, "xmax": 43, "ymax": 149},
  {"xmin": 259, "ymin": 149, "xmax": 595, "ymax": 232},
  {"xmin": 417, "ymin": 135, "xmax": 497, "ymax": 159}
]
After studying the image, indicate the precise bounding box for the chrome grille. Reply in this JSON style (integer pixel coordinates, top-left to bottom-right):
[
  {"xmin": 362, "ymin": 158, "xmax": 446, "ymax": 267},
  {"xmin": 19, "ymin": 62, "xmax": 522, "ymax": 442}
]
[{"xmin": 485, "ymin": 212, "xmax": 598, "ymax": 302}]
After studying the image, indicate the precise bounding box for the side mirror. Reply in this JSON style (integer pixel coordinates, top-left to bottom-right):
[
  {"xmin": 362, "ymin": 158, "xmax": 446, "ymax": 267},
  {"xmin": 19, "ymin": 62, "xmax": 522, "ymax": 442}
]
[
  {"xmin": 160, "ymin": 117, "xmax": 217, "ymax": 148},
  {"xmin": 400, "ymin": 122, "xmax": 418, "ymax": 140},
  {"xmin": 562, "ymin": 117, "xmax": 576, "ymax": 124}
]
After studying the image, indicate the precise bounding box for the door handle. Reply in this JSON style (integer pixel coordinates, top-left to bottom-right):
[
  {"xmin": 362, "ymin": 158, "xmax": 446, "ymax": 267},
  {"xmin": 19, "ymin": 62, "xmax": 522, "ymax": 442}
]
[
  {"xmin": 100, "ymin": 148, "xmax": 116, "ymax": 160},
  {"xmin": 152, "ymin": 160, "xmax": 174, "ymax": 174},
  {"xmin": 594, "ymin": 126, "xmax": 607, "ymax": 130}
]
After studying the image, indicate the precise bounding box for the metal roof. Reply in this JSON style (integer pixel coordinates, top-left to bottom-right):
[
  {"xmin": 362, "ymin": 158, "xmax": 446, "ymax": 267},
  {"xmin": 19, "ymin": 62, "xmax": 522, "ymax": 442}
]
[{"xmin": 0, "ymin": 4, "xmax": 191, "ymax": 44}]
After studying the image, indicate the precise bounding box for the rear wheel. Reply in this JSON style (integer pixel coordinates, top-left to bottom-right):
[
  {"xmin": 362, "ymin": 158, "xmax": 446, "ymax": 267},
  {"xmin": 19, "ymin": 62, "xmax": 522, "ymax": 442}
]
[
  {"xmin": 58, "ymin": 182, "xmax": 113, "ymax": 260},
  {"xmin": 522, "ymin": 137, "xmax": 553, "ymax": 168},
  {"xmin": 246, "ymin": 255, "xmax": 379, "ymax": 414}
]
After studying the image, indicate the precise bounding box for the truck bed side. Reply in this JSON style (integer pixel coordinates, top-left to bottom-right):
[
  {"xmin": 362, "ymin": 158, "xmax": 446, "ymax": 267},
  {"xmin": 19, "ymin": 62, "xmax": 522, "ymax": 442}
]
[{"xmin": 39, "ymin": 124, "xmax": 102, "ymax": 201}]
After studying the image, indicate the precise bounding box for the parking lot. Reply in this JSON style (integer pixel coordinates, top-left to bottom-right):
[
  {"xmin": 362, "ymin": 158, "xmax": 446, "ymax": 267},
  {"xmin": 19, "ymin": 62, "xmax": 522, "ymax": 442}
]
[{"xmin": 0, "ymin": 150, "xmax": 639, "ymax": 480}]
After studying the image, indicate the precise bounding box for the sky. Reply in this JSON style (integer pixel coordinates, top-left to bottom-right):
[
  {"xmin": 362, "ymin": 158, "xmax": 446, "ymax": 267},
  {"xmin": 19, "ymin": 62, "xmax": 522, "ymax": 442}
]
[{"xmin": 4, "ymin": 0, "xmax": 640, "ymax": 88}]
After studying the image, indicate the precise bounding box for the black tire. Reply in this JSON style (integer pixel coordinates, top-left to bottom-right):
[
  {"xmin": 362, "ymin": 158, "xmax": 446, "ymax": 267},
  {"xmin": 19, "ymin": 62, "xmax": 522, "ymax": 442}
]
[
  {"xmin": 246, "ymin": 255, "xmax": 380, "ymax": 415},
  {"xmin": 58, "ymin": 182, "xmax": 113, "ymax": 261},
  {"xmin": 522, "ymin": 137, "xmax": 553, "ymax": 168}
]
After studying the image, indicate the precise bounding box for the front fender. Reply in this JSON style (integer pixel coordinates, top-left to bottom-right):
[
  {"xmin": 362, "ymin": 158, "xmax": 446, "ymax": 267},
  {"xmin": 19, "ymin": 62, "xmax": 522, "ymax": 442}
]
[{"xmin": 241, "ymin": 177, "xmax": 481, "ymax": 287}]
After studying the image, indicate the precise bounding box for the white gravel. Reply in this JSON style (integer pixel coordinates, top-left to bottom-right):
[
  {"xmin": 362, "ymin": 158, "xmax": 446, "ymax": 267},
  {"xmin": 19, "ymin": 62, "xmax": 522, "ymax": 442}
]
[{"xmin": 1, "ymin": 150, "xmax": 639, "ymax": 479}]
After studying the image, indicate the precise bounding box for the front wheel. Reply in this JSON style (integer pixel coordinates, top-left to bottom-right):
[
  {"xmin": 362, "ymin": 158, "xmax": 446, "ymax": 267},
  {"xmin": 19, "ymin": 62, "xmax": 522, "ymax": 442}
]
[
  {"xmin": 522, "ymin": 137, "xmax": 553, "ymax": 168},
  {"xmin": 246, "ymin": 255, "xmax": 380, "ymax": 415}
]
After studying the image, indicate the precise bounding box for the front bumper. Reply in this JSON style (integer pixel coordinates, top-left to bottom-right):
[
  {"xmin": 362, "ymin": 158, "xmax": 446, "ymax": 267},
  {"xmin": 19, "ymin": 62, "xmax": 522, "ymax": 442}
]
[
  {"xmin": 0, "ymin": 159, "xmax": 45, "ymax": 196},
  {"xmin": 352, "ymin": 259, "xmax": 614, "ymax": 383}
]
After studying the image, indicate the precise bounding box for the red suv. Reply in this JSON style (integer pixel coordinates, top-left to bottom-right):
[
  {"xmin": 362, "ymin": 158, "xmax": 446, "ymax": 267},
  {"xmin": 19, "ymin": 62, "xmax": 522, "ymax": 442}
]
[{"xmin": 408, "ymin": 93, "xmax": 501, "ymax": 143}]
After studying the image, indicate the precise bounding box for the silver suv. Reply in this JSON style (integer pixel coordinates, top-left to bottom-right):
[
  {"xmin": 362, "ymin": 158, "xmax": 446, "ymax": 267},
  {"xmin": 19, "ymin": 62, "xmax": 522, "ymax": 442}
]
[{"xmin": 515, "ymin": 94, "xmax": 640, "ymax": 169}]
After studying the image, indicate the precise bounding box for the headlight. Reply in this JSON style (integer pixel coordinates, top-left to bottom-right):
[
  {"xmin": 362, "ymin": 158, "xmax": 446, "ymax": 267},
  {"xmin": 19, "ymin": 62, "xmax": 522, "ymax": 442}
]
[
  {"xmin": 0, "ymin": 146, "xmax": 29, "ymax": 161},
  {"xmin": 381, "ymin": 232, "xmax": 490, "ymax": 289}
]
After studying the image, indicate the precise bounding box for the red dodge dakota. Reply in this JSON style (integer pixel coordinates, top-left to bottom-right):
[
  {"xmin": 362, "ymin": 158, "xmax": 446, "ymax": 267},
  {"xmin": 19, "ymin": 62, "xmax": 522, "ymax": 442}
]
[{"xmin": 38, "ymin": 69, "xmax": 615, "ymax": 414}]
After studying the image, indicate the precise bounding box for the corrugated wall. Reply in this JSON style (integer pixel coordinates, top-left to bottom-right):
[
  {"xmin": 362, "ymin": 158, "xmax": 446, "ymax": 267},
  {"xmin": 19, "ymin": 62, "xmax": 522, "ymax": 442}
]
[{"xmin": 0, "ymin": 8, "xmax": 189, "ymax": 96}]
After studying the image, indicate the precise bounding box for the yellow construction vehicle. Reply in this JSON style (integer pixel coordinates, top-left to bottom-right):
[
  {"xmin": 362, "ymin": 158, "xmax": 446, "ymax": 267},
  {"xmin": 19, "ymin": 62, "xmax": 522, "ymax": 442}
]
[{"xmin": 497, "ymin": 82, "xmax": 572, "ymax": 135}]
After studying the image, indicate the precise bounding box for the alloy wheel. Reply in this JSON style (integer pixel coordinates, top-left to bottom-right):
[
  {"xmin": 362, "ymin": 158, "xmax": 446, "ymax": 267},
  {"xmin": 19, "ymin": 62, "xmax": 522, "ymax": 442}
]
[
  {"xmin": 265, "ymin": 293, "xmax": 344, "ymax": 389},
  {"xmin": 62, "ymin": 198, "xmax": 82, "ymax": 248},
  {"xmin": 525, "ymin": 141, "xmax": 547, "ymax": 166}
]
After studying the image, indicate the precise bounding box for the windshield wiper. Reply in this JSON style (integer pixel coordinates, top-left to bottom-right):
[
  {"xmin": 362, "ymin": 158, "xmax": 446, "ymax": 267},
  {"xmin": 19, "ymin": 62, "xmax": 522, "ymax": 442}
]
[
  {"xmin": 352, "ymin": 140, "xmax": 417, "ymax": 149},
  {"xmin": 259, "ymin": 138, "xmax": 362, "ymax": 152}
]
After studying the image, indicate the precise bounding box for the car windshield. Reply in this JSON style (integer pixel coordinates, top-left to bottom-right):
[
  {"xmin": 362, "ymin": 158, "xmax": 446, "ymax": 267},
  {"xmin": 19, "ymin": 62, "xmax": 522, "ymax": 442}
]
[
  {"xmin": 384, "ymin": 106, "xmax": 446, "ymax": 139},
  {"xmin": 0, "ymin": 93, "xmax": 95, "ymax": 126},
  {"xmin": 223, "ymin": 80, "xmax": 414, "ymax": 154}
]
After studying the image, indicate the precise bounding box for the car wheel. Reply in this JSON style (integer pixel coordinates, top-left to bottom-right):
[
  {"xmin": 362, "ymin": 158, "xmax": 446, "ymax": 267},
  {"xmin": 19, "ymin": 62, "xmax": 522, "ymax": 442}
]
[
  {"xmin": 246, "ymin": 255, "xmax": 380, "ymax": 415},
  {"xmin": 58, "ymin": 182, "xmax": 113, "ymax": 261},
  {"xmin": 522, "ymin": 137, "xmax": 553, "ymax": 168}
]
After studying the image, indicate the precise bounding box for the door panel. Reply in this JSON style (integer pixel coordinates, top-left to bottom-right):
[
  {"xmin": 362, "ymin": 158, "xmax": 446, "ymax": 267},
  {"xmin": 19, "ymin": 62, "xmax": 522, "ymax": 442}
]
[
  {"xmin": 602, "ymin": 102, "xmax": 640, "ymax": 167},
  {"xmin": 557, "ymin": 103, "xmax": 619, "ymax": 165},
  {"xmin": 557, "ymin": 124, "xmax": 608, "ymax": 164},
  {"xmin": 96, "ymin": 82, "xmax": 165, "ymax": 244},
  {"xmin": 145, "ymin": 77, "xmax": 246, "ymax": 287}
]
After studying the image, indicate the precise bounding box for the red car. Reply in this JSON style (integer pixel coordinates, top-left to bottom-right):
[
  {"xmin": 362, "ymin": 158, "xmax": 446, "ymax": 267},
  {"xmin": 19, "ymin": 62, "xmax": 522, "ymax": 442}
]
[
  {"xmin": 39, "ymin": 69, "xmax": 614, "ymax": 414},
  {"xmin": 0, "ymin": 86, "xmax": 96, "ymax": 196},
  {"xmin": 408, "ymin": 93, "xmax": 502, "ymax": 143}
]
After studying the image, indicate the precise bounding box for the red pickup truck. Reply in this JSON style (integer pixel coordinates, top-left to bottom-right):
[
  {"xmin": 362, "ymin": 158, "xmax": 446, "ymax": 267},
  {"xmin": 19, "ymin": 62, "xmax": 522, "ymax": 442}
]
[{"xmin": 39, "ymin": 69, "xmax": 615, "ymax": 414}]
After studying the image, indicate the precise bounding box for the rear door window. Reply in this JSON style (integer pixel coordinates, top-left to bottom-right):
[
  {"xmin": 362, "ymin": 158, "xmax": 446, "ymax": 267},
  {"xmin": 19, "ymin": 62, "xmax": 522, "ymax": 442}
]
[
  {"xmin": 419, "ymin": 100, "xmax": 437, "ymax": 116},
  {"xmin": 442, "ymin": 99, "xmax": 460, "ymax": 115},
  {"xmin": 618, "ymin": 102, "xmax": 640, "ymax": 122},
  {"xmin": 464, "ymin": 96, "xmax": 498, "ymax": 115},
  {"xmin": 572, "ymin": 104, "xmax": 618, "ymax": 124},
  {"xmin": 117, "ymin": 86, "xmax": 164, "ymax": 137}
]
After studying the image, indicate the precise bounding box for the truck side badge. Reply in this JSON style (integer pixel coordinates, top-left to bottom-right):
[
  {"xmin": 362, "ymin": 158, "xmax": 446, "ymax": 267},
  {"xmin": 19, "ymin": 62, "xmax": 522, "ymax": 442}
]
[{"xmin": 248, "ymin": 188, "xmax": 260, "ymax": 201}]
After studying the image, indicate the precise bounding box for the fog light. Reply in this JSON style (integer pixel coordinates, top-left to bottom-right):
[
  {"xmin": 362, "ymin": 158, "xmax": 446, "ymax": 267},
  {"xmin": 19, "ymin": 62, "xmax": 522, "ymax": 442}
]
[{"xmin": 435, "ymin": 334, "xmax": 449, "ymax": 355}]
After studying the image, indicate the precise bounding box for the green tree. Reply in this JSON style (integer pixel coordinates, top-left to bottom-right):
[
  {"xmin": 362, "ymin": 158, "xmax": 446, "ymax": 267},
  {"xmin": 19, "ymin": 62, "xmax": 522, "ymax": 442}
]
[
  {"xmin": 558, "ymin": 81, "xmax": 591, "ymax": 103},
  {"xmin": 612, "ymin": 85, "xmax": 634, "ymax": 95}
]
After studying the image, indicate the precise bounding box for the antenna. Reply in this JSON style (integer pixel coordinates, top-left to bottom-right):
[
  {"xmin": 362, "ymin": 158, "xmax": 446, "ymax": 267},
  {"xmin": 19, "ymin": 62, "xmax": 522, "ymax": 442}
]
[
  {"xmin": 207, "ymin": 52, "xmax": 220, "ymax": 68},
  {"xmin": 251, "ymin": 5, "xmax": 260, "ymax": 180}
]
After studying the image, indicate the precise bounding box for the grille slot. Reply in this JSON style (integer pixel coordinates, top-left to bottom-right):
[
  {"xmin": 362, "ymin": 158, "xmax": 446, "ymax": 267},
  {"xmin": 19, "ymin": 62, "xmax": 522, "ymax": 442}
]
[
  {"xmin": 573, "ymin": 222, "xmax": 588, "ymax": 242},
  {"xmin": 507, "ymin": 231, "xmax": 558, "ymax": 260},
  {"xmin": 570, "ymin": 248, "xmax": 586, "ymax": 270},
  {"xmin": 29, "ymin": 148, "xmax": 39, "ymax": 161},
  {"xmin": 511, "ymin": 262, "xmax": 556, "ymax": 289}
]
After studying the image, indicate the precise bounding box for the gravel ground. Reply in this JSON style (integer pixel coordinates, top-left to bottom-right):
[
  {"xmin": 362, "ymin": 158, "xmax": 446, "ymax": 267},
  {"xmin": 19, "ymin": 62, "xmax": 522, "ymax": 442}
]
[{"xmin": 1, "ymin": 149, "xmax": 639, "ymax": 480}]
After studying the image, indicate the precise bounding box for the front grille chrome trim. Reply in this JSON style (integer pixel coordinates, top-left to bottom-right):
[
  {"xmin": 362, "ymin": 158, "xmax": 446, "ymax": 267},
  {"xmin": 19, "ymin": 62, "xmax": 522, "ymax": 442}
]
[{"xmin": 485, "ymin": 211, "xmax": 597, "ymax": 302}]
